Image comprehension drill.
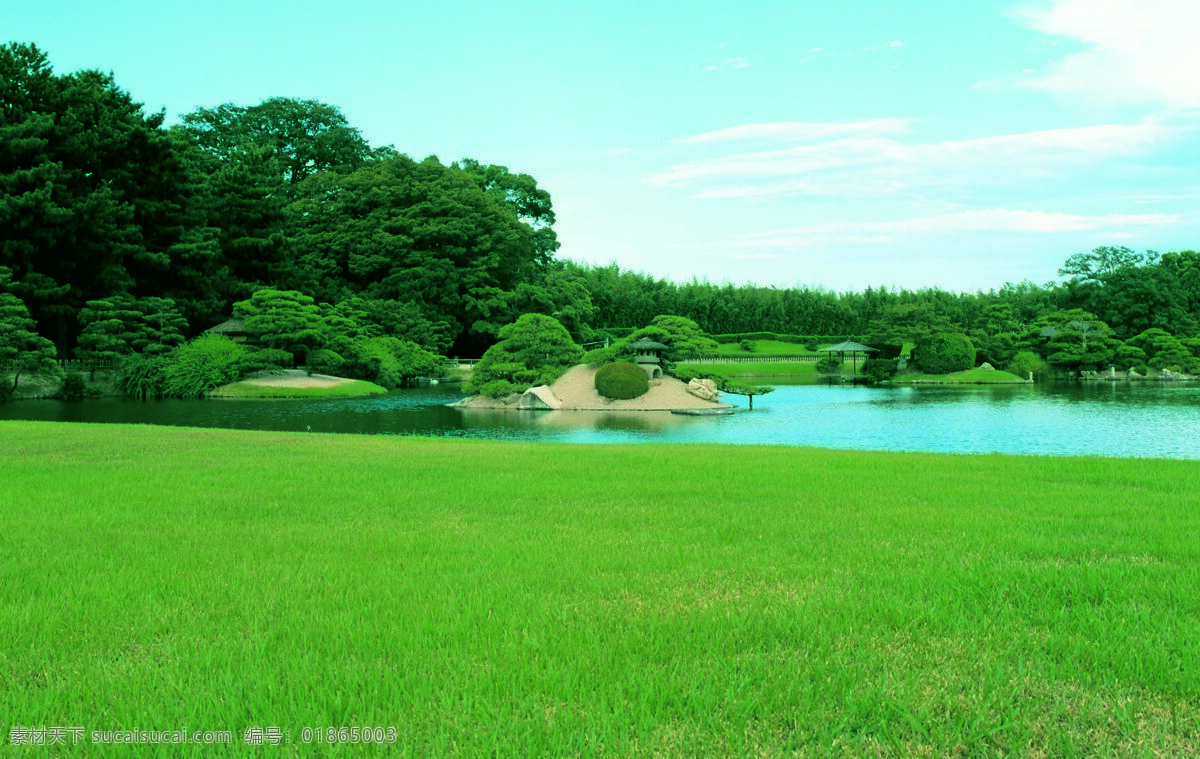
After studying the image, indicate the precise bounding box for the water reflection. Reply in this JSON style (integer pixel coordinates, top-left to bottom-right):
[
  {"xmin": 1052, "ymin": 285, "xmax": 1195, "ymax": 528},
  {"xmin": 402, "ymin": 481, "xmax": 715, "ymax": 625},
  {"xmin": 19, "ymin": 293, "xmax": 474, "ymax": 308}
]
[{"xmin": 2, "ymin": 381, "xmax": 1199, "ymax": 459}]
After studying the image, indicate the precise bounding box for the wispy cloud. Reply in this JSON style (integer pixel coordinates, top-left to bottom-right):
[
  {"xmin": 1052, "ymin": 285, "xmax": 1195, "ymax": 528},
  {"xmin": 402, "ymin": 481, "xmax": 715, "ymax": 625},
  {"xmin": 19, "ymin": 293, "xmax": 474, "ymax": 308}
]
[
  {"xmin": 1006, "ymin": 0, "xmax": 1200, "ymax": 109},
  {"xmin": 858, "ymin": 40, "xmax": 904, "ymax": 53},
  {"xmin": 675, "ymin": 119, "xmax": 911, "ymax": 145},
  {"xmin": 651, "ymin": 118, "xmax": 1182, "ymax": 199},
  {"xmin": 702, "ymin": 56, "xmax": 751, "ymax": 72},
  {"xmin": 678, "ymin": 209, "xmax": 1180, "ymax": 251}
]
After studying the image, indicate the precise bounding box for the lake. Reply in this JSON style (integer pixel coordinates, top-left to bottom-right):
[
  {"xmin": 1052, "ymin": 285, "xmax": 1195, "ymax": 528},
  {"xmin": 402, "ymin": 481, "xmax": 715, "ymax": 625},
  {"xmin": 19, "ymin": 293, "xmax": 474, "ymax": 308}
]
[{"xmin": 3, "ymin": 380, "xmax": 1199, "ymax": 459}]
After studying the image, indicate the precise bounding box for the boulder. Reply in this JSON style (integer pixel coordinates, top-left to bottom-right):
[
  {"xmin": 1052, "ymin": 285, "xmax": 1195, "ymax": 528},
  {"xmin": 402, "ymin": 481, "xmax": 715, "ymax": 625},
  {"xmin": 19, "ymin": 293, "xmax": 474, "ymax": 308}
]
[
  {"xmin": 979, "ymin": 362, "xmax": 994, "ymax": 371},
  {"xmin": 686, "ymin": 378, "xmax": 721, "ymax": 402},
  {"xmin": 517, "ymin": 385, "xmax": 562, "ymax": 410}
]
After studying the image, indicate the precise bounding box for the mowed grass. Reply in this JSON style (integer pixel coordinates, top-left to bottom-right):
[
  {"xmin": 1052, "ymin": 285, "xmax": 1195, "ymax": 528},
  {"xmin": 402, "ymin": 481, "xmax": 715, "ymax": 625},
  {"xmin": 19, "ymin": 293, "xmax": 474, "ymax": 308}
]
[
  {"xmin": 679, "ymin": 361, "xmax": 821, "ymax": 377},
  {"xmin": 712, "ymin": 340, "xmax": 818, "ymax": 356},
  {"xmin": 891, "ymin": 368, "xmax": 1028, "ymax": 384},
  {"xmin": 209, "ymin": 377, "xmax": 388, "ymax": 399},
  {"xmin": 3, "ymin": 422, "xmax": 1200, "ymax": 756}
]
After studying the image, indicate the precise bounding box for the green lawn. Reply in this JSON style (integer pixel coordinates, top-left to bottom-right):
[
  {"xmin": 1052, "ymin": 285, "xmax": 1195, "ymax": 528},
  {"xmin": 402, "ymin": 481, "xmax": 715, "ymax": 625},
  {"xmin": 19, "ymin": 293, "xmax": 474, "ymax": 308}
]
[
  {"xmin": 4, "ymin": 421, "xmax": 1199, "ymax": 756},
  {"xmin": 891, "ymin": 367, "xmax": 1028, "ymax": 384},
  {"xmin": 711, "ymin": 340, "xmax": 817, "ymax": 356},
  {"xmin": 679, "ymin": 360, "xmax": 821, "ymax": 377},
  {"xmin": 209, "ymin": 377, "xmax": 388, "ymax": 399}
]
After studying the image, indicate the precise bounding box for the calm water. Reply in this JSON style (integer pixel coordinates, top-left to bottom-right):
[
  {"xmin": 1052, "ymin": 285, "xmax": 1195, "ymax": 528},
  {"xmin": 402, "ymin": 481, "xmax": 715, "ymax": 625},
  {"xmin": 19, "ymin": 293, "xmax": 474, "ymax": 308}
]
[{"xmin": 3, "ymin": 381, "xmax": 1199, "ymax": 459}]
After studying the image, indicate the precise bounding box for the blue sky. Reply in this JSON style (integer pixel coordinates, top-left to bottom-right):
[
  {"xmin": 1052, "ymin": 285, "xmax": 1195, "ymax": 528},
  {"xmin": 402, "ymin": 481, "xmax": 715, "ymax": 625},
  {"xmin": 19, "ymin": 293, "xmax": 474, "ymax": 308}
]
[{"xmin": 5, "ymin": 0, "xmax": 1198, "ymax": 292}]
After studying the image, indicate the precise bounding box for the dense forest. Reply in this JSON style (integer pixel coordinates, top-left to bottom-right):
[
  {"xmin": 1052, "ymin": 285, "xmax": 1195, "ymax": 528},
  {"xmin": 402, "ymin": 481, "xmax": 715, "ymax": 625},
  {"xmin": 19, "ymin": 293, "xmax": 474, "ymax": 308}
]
[{"xmin": 3, "ymin": 42, "xmax": 1198, "ymax": 384}]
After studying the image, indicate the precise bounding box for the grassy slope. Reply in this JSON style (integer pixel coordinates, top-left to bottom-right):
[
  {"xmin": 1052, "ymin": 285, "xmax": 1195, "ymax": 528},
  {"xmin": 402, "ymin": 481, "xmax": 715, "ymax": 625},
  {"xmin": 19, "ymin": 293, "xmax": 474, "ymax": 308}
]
[
  {"xmin": 712, "ymin": 340, "xmax": 818, "ymax": 356},
  {"xmin": 891, "ymin": 367, "xmax": 1028, "ymax": 384},
  {"xmin": 4, "ymin": 422, "xmax": 1199, "ymax": 756},
  {"xmin": 679, "ymin": 361, "xmax": 820, "ymax": 377},
  {"xmin": 209, "ymin": 378, "xmax": 388, "ymax": 399}
]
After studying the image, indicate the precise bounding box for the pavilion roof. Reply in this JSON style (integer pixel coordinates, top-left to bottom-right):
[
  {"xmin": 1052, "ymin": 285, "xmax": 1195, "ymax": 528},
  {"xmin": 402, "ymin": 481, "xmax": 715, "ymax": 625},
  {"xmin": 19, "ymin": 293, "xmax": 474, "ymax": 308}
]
[
  {"xmin": 627, "ymin": 338, "xmax": 668, "ymax": 350},
  {"xmin": 206, "ymin": 318, "xmax": 247, "ymax": 334},
  {"xmin": 822, "ymin": 341, "xmax": 877, "ymax": 353}
]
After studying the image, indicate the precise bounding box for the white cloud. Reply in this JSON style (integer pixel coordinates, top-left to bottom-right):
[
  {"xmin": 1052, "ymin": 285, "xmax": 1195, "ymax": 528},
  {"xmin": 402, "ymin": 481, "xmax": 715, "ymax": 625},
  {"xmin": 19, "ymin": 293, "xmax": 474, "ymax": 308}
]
[
  {"xmin": 1013, "ymin": 0, "xmax": 1200, "ymax": 109},
  {"xmin": 688, "ymin": 209, "xmax": 1179, "ymax": 251},
  {"xmin": 602, "ymin": 147, "xmax": 634, "ymax": 158},
  {"xmin": 651, "ymin": 119, "xmax": 1178, "ymax": 198},
  {"xmin": 702, "ymin": 57, "xmax": 751, "ymax": 72},
  {"xmin": 859, "ymin": 40, "xmax": 904, "ymax": 53},
  {"xmin": 676, "ymin": 119, "xmax": 910, "ymax": 145}
]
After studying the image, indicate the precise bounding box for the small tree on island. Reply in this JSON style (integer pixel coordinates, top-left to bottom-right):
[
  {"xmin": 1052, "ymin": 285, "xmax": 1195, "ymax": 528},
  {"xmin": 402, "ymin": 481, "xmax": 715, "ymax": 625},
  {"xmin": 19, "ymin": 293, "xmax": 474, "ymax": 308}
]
[
  {"xmin": 720, "ymin": 379, "xmax": 775, "ymax": 410},
  {"xmin": 674, "ymin": 366, "xmax": 774, "ymax": 410},
  {"xmin": 466, "ymin": 314, "xmax": 583, "ymax": 398},
  {"xmin": 583, "ymin": 314, "xmax": 718, "ymax": 371},
  {"xmin": 233, "ymin": 289, "xmax": 324, "ymax": 368}
]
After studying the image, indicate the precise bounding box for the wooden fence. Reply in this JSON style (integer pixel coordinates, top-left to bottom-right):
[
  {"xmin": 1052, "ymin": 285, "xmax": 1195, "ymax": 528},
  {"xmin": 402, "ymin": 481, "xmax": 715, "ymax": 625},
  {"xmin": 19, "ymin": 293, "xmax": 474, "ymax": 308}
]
[{"xmin": 0, "ymin": 359, "xmax": 119, "ymax": 373}]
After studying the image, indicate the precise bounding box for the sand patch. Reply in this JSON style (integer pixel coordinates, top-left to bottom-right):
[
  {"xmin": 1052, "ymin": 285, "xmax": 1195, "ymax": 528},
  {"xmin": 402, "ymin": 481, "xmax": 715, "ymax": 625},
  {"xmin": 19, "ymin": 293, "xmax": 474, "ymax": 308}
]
[
  {"xmin": 235, "ymin": 370, "xmax": 355, "ymax": 389},
  {"xmin": 454, "ymin": 364, "xmax": 735, "ymax": 411}
]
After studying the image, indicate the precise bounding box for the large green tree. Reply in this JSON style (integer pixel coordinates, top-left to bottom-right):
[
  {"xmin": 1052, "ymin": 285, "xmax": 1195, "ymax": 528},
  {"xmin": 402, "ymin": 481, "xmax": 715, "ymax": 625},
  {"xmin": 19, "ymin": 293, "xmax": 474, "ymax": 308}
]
[
  {"xmin": 289, "ymin": 155, "xmax": 549, "ymax": 355},
  {"xmin": 1028, "ymin": 310, "xmax": 1116, "ymax": 372},
  {"xmin": 191, "ymin": 142, "xmax": 294, "ymax": 300},
  {"xmin": 179, "ymin": 97, "xmax": 385, "ymax": 187},
  {"xmin": 1127, "ymin": 328, "xmax": 1199, "ymax": 373},
  {"xmin": 456, "ymin": 158, "xmax": 559, "ymax": 269},
  {"xmin": 76, "ymin": 295, "xmax": 188, "ymax": 364},
  {"xmin": 0, "ymin": 43, "xmax": 219, "ymax": 352}
]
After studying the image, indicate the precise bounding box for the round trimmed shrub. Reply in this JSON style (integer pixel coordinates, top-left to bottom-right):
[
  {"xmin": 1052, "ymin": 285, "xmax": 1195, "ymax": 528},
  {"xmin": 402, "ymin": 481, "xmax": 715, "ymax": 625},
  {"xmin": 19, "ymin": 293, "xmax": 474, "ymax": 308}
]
[
  {"xmin": 594, "ymin": 361, "xmax": 649, "ymax": 400},
  {"xmin": 913, "ymin": 333, "xmax": 976, "ymax": 374}
]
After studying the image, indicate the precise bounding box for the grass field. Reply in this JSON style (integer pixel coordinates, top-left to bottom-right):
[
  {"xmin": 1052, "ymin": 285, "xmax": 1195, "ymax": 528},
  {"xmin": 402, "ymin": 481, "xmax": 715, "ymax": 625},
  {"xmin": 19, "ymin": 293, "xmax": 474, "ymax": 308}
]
[
  {"xmin": 208, "ymin": 377, "xmax": 388, "ymax": 399},
  {"xmin": 4, "ymin": 421, "xmax": 1200, "ymax": 756},
  {"xmin": 890, "ymin": 368, "xmax": 1028, "ymax": 384},
  {"xmin": 679, "ymin": 361, "xmax": 821, "ymax": 377},
  {"xmin": 711, "ymin": 340, "xmax": 818, "ymax": 356}
]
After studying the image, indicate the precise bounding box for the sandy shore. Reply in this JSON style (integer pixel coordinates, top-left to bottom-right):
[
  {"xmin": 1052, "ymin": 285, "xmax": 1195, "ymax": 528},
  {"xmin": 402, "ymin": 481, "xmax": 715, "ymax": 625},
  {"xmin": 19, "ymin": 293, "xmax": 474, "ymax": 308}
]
[
  {"xmin": 233, "ymin": 369, "xmax": 356, "ymax": 388},
  {"xmin": 453, "ymin": 364, "xmax": 735, "ymax": 411}
]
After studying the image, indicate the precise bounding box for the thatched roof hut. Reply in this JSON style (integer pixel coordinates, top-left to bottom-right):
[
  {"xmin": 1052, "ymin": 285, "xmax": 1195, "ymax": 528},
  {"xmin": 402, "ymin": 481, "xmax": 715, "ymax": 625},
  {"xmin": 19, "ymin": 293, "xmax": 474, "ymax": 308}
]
[{"xmin": 206, "ymin": 318, "xmax": 249, "ymax": 342}]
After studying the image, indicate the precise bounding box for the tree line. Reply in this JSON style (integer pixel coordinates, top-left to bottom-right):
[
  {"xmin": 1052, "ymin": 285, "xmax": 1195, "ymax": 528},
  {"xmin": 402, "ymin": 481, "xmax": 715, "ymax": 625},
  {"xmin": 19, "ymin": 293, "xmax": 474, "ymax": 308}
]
[{"xmin": 2, "ymin": 42, "xmax": 1197, "ymax": 389}]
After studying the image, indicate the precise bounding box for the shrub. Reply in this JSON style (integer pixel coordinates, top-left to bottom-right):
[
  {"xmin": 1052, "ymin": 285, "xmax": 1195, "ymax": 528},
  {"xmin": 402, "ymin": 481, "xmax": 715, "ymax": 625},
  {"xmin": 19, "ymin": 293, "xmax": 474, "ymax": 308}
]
[
  {"xmin": 1008, "ymin": 351, "xmax": 1049, "ymax": 381},
  {"xmin": 594, "ymin": 361, "xmax": 649, "ymax": 400},
  {"xmin": 57, "ymin": 372, "xmax": 87, "ymax": 400},
  {"xmin": 308, "ymin": 348, "xmax": 345, "ymax": 376},
  {"xmin": 478, "ymin": 379, "xmax": 520, "ymax": 399},
  {"xmin": 861, "ymin": 358, "xmax": 899, "ymax": 384},
  {"xmin": 582, "ymin": 344, "xmax": 626, "ymax": 367},
  {"xmin": 815, "ymin": 356, "xmax": 842, "ymax": 374},
  {"xmin": 162, "ymin": 334, "xmax": 248, "ymax": 399},
  {"xmin": 344, "ymin": 337, "xmax": 444, "ymax": 390},
  {"xmin": 739, "ymin": 339, "xmax": 757, "ymax": 352},
  {"xmin": 114, "ymin": 354, "xmax": 167, "ymax": 399},
  {"xmin": 913, "ymin": 333, "xmax": 976, "ymax": 375},
  {"xmin": 671, "ymin": 366, "xmax": 703, "ymax": 384},
  {"xmin": 241, "ymin": 347, "xmax": 293, "ymax": 375}
]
